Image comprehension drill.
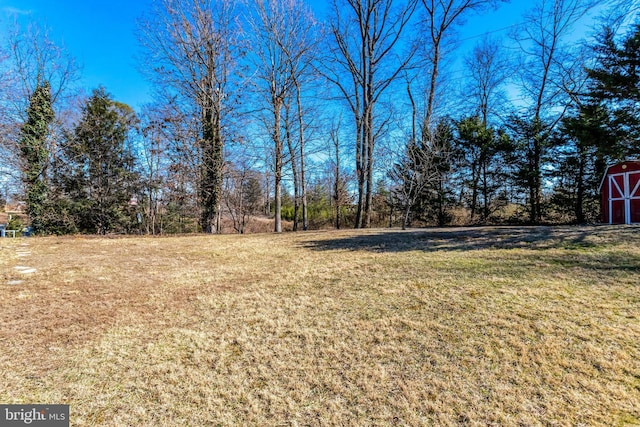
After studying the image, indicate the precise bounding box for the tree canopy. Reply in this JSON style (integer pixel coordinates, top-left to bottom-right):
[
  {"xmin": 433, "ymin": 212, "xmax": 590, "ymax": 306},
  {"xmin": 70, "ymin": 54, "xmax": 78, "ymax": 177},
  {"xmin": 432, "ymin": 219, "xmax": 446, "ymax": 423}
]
[{"xmin": 3, "ymin": 1, "xmax": 640, "ymax": 233}]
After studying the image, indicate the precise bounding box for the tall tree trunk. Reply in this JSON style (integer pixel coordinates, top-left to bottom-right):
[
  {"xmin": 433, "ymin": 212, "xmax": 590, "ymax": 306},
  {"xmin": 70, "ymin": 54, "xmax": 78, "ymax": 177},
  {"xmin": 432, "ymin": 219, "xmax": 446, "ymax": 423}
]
[
  {"xmin": 364, "ymin": 110, "xmax": 374, "ymax": 228},
  {"xmin": 334, "ymin": 171, "xmax": 341, "ymax": 230},
  {"xmin": 354, "ymin": 117, "xmax": 365, "ymax": 228},
  {"xmin": 363, "ymin": 37, "xmax": 375, "ymax": 228},
  {"xmin": 285, "ymin": 102, "xmax": 299, "ymax": 231},
  {"xmin": 332, "ymin": 119, "xmax": 342, "ymax": 230},
  {"xmin": 265, "ymin": 172, "xmax": 271, "ymax": 216},
  {"xmin": 328, "ymin": 0, "xmax": 416, "ymax": 229},
  {"xmin": 274, "ymin": 100, "xmax": 283, "ymax": 233},
  {"xmin": 425, "ymin": 42, "xmax": 440, "ymax": 128},
  {"xmin": 200, "ymin": 106, "xmax": 222, "ymax": 234},
  {"xmin": 295, "ymin": 82, "xmax": 308, "ymax": 231}
]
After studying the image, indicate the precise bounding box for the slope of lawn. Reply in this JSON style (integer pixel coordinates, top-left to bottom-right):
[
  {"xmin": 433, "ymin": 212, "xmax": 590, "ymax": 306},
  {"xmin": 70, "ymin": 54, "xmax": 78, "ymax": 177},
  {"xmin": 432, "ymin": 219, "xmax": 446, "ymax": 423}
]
[{"xmin": 1, "ymin": 226, "xmax": 639, "ymax": 426}]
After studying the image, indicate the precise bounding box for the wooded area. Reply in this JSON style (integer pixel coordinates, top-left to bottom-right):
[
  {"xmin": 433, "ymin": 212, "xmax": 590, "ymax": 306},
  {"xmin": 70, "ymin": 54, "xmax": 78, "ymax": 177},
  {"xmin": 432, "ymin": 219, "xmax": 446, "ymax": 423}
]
[{"xmin": 0, "ymin": 0, "xmax": 639, "ymax": 235}]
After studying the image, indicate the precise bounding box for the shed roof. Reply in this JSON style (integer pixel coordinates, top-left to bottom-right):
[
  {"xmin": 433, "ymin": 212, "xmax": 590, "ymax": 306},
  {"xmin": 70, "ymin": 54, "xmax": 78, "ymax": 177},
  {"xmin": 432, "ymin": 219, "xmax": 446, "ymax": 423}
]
[{"xmin": 598, "ymin": 160, "xmax": 640, "ymax": 193}]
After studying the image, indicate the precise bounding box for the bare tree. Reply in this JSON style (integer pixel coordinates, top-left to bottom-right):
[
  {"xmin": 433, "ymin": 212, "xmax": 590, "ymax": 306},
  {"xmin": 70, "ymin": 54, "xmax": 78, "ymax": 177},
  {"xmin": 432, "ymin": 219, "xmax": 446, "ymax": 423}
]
[
  {"xmin": 328, "ymin": 116, "xmax": 351, "ymax": 229},
  {"xmin": 515, "ymin": 0, "xmax": 597, "ymax": 123},
  {"xmin": 463, "ymin": 36, "xmax": 511, "ymax": 126},
  {"xmin": 599, "ymin": 0, "xmax": 640, "ymax": 30},
  {"xmin": 0, "ymin": 47, "xmax": 18, "ymax": 192},
  {"xmin": 283, "ymin": 99, "xmax": 300, "ymax": 230},
  {"xmin": 418, "ymin": 0, "xmax": 503, "ymax": 128},
  {"xmin": 248, "ymin": 0, "xmax": 317, "ymax": 233},
  {"xmin": 138, "ymin": 103, "xmax": 174, "ymax": 234},
  {"xmin": 5, "ymin": 23, "xmax": 80, "ymax": 117},
  {"xmin": 283, "ymin": 21, "xmax": 319, "ymax": 232},
  {"xmin": 326, "ymin": 0, "xmax": 418, "ymax": 228},
  {"xmin": 456, "ymin": 37, "xmax": 511, "ymax": 222},
  {"xmin": 0, "ymin": 21, "xmax": 80, "ymax": 216},
  {"xmin": 138, "ymin": 0, "xmax": 241, "ymax": 233},
  {"xmin": 0, "ymin": 22, "xmax": 79, "ymax": 179},
  {"xmin": 510, "ymin": 0, "xmax": 598, "ymax": 223},
  {"xmin": 391, "ymin": 122, "xmax": 454, "ymax": 229},
  {"xmin": 222, "ymin": 161, "xmax": 262, "ymax": 234}
]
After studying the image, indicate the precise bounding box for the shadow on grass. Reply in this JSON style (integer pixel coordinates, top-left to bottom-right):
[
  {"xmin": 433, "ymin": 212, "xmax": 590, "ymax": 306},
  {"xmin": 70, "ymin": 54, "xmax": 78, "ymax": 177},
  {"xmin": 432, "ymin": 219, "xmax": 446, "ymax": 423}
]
[{"xmin": 302, "ymin": 225, "xmax": 640, "ymax": 254}]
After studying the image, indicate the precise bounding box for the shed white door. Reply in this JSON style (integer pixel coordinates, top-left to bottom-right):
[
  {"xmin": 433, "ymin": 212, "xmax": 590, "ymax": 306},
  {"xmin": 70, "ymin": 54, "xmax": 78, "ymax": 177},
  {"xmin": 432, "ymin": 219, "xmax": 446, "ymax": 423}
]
[{"xmin": 608, "ymin": 171, "xmax": 640, "ymax": 224}]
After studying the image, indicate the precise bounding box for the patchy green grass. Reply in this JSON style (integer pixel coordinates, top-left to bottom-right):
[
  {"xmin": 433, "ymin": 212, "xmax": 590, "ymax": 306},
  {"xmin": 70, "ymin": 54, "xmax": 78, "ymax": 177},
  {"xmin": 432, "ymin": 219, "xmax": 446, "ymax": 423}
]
[{"xmin": 1, "ymin": 226, "xmax": 639, "ymax": 426}]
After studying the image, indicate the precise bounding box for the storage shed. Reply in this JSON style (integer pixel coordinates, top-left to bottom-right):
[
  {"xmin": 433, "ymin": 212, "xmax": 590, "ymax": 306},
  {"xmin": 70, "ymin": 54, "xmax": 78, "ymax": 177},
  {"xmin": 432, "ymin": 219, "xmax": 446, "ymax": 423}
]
[{"xmin": 600, "ymin": 160, "xmax": 640, "ymax": 224}]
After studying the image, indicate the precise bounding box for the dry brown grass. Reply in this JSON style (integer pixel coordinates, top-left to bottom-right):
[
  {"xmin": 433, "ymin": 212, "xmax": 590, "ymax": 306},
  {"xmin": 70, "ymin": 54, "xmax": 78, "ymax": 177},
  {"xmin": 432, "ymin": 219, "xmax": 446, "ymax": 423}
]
[{"xmin": 1, "ymin": 226, "xmax": 639, "ymax": 426}]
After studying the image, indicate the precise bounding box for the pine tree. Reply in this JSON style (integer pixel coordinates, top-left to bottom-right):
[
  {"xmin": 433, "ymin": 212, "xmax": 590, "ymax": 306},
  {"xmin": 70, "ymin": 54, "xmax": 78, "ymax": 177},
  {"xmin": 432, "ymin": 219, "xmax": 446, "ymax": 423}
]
[
  {"xmin": 554, "ymin": 103, "xmax": 617, "ymax": 223},
  {"xmin": 588, "ymin": 24, "xmax": 640, "ymax": 104},
  {"xmin": 505, "ymin": 116, "xmax": 552, "ymax": 224},
  {"xmin": 456, "ymin": 115, "xmax": 509, "ymax": 223},
  {"xmin": 62, "ymin": 88, "xmax": 139, "ymax": 234},
  {"xmin": 587, "ymin": 24, "xmax": 640, "ymax": 157},
  {"xmin": 19, "ymin": 82, "xmax": 54, "ymax": 234}
]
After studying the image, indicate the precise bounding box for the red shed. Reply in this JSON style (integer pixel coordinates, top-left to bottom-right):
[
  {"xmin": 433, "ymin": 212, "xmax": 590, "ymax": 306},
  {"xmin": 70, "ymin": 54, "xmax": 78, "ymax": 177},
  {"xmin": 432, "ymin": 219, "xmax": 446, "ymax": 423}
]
[{"xmin": 599, "ymin": 160, "xmax": 640, "ymax": 224}]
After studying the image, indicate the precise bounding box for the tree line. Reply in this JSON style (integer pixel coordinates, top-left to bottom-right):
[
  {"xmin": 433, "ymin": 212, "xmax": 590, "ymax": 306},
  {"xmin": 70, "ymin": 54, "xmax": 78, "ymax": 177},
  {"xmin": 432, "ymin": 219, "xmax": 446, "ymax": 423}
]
[{"xmin": 0, "ymin": 0, "xmax": 638, "ymax": 235}]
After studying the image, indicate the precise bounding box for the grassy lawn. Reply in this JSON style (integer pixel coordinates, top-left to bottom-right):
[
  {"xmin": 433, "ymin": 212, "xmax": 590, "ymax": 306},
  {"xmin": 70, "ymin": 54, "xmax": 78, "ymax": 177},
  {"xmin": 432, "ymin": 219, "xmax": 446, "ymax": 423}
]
[{"xmin": 1, "ymin": 226, "xmax": 639, "ymax": 426}]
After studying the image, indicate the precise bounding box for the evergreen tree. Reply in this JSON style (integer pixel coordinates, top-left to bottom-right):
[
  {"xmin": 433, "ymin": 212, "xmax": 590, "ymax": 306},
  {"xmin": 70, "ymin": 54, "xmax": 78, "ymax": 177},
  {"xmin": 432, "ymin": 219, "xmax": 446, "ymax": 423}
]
[
  {"xmin": 588, "ymin": 24, "xmax": 640, "ymax": 103},
  {"xmin": 586, "ymin": 24, "xmax": 640, "ymax": 157},
  {"xmin": 455, "ymin": 115, "xmax": 509, "ymax": 223},
  {"xmin": 505, "ymin": 116, "xmax": 553, "ymax": 224},
  {"xmin": 424, "ymin": 119, "xmax": 457, "ymax": 226},
  {"xmin": 61, "ymin": 88, "xmax": 139, "ymax": 234},
  {"xmin": 19, "ymin": 82, "xmax": 54, "ymax": 234},
  {"xmin": 550, "ymin": 24, "xmax": 640, "ymax": 224},
  {"xmin": 553, "ymin": 103, "xmax": 617, "ymax": 223},
  {"xmin": 392, "ymin": 118, "xmax": 456, "ymax": 227}
]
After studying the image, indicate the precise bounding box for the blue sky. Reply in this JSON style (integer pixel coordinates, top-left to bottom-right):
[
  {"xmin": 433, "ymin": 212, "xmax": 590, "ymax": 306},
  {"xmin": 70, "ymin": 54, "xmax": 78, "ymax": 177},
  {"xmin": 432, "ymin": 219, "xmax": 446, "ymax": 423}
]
[
  {"xmin": 0, "ymin": 0, "xmax": 595, "ymax": 111},
  {"xmin": 1, "ymin": 0, "xmax": 154, "ymax": 108}
]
